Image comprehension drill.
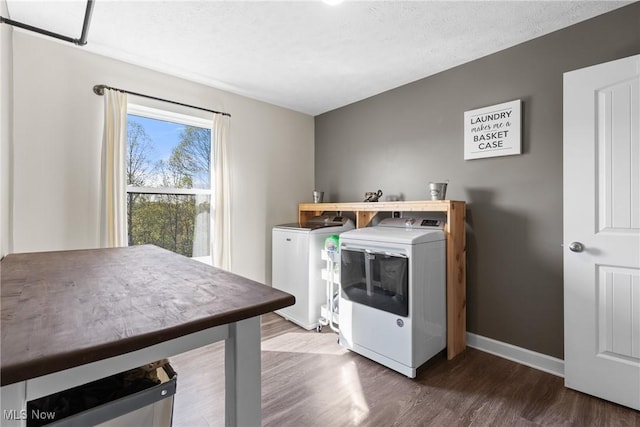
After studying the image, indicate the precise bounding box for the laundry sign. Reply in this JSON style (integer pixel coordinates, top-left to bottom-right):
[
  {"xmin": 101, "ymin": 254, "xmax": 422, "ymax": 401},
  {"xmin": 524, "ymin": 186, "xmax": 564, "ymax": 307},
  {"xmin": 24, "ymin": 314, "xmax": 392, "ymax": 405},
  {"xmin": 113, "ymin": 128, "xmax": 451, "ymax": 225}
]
[{"xmin": 464, "ymin": 99, "xmax": 521, "ymax": 160}]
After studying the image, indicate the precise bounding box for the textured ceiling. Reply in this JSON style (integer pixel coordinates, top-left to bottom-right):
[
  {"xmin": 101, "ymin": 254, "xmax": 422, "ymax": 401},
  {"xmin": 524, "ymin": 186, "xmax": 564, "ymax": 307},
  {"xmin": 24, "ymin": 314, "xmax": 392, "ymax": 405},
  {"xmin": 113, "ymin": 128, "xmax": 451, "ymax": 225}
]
[{"xmin": 5, "ymin": 1, "xmax": 632, "ymax": 115}]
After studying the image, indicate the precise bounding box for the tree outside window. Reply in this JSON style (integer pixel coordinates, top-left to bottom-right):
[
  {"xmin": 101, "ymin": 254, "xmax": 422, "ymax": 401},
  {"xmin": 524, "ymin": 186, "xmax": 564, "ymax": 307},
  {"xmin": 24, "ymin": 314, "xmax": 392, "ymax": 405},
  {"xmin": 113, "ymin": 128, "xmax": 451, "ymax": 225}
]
[{"xmin": 126, "ymin": 109, "xmax": 212, "ymax": 262}]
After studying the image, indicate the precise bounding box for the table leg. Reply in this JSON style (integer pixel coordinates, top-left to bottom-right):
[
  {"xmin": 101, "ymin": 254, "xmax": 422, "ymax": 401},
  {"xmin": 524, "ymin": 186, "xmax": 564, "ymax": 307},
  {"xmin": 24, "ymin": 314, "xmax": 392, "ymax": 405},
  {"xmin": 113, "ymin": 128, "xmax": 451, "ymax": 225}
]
[
  {"xmin": 224, "ymin": 316, "xmax": 261, "ymax": 427},
  {"xmin": 1, "ymin": 381, "xmax": 26, "ymax": 427}
]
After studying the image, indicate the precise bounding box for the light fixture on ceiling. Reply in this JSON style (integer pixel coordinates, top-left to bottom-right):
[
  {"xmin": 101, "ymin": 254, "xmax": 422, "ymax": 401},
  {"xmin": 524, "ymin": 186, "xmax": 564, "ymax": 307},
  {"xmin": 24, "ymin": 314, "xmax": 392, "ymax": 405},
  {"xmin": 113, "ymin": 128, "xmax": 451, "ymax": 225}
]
[{"xmin": 323, "ymin": 0, "xmax": 344, "ymax": 5}]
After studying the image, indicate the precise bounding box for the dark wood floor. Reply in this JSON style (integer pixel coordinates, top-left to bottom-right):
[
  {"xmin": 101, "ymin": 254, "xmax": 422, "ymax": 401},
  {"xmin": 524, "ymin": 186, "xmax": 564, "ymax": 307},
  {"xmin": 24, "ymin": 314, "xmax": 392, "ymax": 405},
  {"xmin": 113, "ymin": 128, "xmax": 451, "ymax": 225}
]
[{"xmin": 170, "ymin": 313, "xmax": 639, "ymax": 426}]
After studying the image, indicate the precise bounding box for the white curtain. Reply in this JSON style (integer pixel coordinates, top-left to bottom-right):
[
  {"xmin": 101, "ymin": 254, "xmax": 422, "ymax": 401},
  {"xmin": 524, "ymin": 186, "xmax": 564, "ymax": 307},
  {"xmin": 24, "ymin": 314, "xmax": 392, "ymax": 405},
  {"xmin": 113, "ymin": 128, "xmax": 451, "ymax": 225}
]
[
  {"xmin": 192, "ymin": 194, "xmax": 210, "ymax": 257},
  {"xmin": 100, "ymin": 89, "xmax": 128, "ymax": 248},
  {"xmin": 212, "ymin": 114, "xmax": 231, "ymax": 270}
]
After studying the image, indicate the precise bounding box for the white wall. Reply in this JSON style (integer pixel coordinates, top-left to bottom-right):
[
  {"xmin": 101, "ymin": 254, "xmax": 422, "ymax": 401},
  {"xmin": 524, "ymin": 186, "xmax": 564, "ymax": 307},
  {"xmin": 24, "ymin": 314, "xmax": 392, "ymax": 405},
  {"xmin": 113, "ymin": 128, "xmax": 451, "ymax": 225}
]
[
  {"xmin": 10, "ymin": 31, "xmax": 314, "ymax": 283},
  {"xmin": 1, "ymin": 0, "xmax": 12, "ymax": 258}
]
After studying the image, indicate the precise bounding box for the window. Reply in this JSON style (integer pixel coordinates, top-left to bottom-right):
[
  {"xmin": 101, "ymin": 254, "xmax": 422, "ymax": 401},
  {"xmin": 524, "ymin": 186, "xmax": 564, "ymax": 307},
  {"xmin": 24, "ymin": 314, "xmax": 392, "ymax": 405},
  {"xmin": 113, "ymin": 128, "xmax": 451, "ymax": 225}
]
[{"xmin": 126, "ymin": 103, "xmax": 213, "ymax": 264}]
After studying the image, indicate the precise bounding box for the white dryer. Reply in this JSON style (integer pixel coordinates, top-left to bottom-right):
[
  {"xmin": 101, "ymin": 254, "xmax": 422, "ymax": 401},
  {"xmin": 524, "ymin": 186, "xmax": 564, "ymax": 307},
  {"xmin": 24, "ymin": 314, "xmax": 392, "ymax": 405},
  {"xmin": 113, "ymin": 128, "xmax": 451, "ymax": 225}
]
[
  {"xmin": 339, "ymin": 217, "xmax": 446, "ymax": 378},
  {"xmin": 272, "ymin": 215, "xmax": 354, "ymax": 330}
]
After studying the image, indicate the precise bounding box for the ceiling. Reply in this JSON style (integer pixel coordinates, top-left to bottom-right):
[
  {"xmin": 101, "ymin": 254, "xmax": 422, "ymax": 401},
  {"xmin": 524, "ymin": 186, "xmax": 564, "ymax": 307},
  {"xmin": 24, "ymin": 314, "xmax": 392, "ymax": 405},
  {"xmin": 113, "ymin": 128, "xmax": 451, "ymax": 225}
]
[{"xmin": 5, "ymin": 1, "xmax": 633, "ymax": 116}]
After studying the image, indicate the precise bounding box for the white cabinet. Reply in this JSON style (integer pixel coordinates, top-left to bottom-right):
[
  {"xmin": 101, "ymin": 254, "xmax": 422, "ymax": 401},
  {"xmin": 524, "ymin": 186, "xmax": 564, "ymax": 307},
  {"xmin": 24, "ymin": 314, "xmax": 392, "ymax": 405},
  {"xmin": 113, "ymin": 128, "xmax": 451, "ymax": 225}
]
[{"xmin": 272, "ymin": 228, "xmax": 329, "ymax": 330}]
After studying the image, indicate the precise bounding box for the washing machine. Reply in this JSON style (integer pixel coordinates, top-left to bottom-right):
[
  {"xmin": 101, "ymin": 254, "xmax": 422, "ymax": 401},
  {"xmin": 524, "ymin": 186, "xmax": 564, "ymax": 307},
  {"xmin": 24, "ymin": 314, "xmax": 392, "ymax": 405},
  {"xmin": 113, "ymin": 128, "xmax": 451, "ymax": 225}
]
[
  {"xmin": 272, "ymin": 215, "xmax": 354, "ymax": 330},
  {"xmin": 338, "ymin": 217, "xmax": 446, "ymax": 378}
]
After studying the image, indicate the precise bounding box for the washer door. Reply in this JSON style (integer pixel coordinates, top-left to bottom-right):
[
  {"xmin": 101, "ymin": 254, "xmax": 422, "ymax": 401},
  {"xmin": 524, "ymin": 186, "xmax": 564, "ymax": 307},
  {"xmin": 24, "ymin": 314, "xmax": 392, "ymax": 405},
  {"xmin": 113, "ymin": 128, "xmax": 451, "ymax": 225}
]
[{"xmin": 340, "ymin": 247, "xmax": 408, "ymax": 316}]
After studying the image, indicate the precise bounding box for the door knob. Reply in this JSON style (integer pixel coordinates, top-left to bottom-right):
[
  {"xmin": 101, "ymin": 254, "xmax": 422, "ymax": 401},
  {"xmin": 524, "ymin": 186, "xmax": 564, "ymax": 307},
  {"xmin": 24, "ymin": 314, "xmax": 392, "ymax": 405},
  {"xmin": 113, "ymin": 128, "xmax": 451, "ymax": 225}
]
[{"xmin": 569, "ymin": 242, "xmax": 584, "ymax": 253}]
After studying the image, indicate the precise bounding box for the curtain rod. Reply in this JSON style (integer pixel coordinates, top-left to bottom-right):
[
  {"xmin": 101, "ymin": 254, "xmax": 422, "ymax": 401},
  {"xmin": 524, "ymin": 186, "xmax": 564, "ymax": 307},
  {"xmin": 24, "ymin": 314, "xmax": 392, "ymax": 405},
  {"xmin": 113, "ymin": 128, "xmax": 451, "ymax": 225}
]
[
  {"xmin": 0, "ymin": 0, "xmax": 94, "ymax": 46},
  {"xmin": 93, "ymin": 84, "xmax": 231, "ymax": 118}
]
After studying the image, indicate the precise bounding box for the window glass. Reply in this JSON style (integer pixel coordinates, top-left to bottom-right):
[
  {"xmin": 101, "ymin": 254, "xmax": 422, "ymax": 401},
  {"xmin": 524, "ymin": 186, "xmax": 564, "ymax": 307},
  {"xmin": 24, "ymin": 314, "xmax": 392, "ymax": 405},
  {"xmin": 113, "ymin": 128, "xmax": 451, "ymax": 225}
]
[
  {"xmin": 128, "ymin": 193, "xmax": 210, "ymax": 258},
  {"xmin": 126, "ymin": 111, "xmax": 212, "ymax": 261}
]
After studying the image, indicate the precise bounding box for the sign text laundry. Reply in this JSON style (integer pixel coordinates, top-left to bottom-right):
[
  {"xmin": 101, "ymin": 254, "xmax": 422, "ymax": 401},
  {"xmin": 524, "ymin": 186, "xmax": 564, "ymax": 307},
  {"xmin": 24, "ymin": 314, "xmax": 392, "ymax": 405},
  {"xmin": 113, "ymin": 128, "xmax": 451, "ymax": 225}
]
[{"xmin": 464, "ymin": 100, "xmax": 521, "ymax": 160}]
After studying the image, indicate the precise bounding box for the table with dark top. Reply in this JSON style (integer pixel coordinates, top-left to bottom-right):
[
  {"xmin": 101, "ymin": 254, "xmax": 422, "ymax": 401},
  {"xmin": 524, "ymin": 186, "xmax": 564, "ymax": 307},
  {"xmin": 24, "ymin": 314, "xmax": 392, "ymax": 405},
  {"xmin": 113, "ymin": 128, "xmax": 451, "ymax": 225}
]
[{"xmin": 0, "ymin": 245, "xmax": 294, "ymax": 427}]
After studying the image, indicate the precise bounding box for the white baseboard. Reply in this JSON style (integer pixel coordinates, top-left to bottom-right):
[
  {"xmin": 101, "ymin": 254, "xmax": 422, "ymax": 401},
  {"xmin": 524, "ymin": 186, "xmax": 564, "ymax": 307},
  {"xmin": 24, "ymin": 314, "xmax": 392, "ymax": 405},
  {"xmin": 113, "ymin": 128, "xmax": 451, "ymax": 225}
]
[{"xmin": 466, "ymin": 332, "xmax": 565, "ymax": 378}]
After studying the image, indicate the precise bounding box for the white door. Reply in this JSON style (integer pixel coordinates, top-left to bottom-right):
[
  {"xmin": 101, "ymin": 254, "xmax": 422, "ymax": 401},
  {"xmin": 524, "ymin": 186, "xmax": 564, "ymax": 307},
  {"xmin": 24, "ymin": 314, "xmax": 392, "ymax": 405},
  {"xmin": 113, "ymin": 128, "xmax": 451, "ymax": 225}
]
[{"xmin": 564, "ymin": 54, "xmax": 640, "ymax": 411}]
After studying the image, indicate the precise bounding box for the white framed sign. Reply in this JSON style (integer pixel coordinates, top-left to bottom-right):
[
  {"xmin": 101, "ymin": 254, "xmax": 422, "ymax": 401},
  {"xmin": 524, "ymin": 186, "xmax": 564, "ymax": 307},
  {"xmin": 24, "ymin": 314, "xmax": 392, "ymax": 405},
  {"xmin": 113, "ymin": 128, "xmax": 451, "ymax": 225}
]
[{"xmin": 464, "ymin": 99, "xmax": 521, "ymax": 160}]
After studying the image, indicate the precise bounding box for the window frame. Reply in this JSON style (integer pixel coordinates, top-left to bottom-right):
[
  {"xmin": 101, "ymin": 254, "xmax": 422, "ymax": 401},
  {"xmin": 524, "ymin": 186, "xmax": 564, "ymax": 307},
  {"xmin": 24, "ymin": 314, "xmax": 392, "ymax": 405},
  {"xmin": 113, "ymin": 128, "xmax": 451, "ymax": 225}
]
[{"xmin": 126, "ymin": 100, "xmax": 214, "ymax": 265}]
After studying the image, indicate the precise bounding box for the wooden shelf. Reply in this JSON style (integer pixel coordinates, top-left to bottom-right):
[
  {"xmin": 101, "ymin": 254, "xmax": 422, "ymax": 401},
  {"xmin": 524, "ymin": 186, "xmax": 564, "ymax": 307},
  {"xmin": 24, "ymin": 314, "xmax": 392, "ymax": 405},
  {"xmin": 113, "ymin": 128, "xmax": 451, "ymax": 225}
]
[{"xmin": 299, "ymin": 200, "xmax": 467, "ymax": 360}]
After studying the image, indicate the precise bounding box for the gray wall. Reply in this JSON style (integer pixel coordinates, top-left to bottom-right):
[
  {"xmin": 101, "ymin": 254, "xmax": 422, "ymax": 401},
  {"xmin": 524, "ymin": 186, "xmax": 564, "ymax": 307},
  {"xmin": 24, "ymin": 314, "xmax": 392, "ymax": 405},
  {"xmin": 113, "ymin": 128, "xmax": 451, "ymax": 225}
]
[{"xmin": 315, "ymin": 3, "xmax": 640, "ymax": 359}]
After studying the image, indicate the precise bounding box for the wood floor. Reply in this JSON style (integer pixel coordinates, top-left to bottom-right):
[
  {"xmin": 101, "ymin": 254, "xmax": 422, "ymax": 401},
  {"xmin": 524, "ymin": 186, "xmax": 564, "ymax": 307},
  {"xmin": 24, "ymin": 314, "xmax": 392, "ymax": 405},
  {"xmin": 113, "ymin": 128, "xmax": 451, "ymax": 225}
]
[{"xmin": 169, "ymin": 313, "xmax": 639, "ymax": 427}]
